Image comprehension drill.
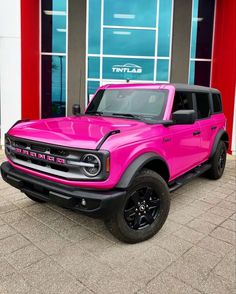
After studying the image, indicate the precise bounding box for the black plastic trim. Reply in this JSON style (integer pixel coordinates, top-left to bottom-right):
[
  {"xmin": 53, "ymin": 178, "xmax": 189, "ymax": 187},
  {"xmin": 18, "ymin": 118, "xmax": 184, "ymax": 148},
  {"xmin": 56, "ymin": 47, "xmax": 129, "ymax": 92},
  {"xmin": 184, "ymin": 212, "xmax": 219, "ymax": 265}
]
[
  {"xmin": 210, "ymin": 129, "xmax": 229, "ymax": 159},
  {"xmin": 1, "ymin": 162, "xmax": 125, "ymax": 218},
  {"xmin": 116, "ymin": 153, "xmax": 170, "ymax": 189},
  {"xmin": 96, "ymin": 130, "xmax": 120, "ymax": 150}
]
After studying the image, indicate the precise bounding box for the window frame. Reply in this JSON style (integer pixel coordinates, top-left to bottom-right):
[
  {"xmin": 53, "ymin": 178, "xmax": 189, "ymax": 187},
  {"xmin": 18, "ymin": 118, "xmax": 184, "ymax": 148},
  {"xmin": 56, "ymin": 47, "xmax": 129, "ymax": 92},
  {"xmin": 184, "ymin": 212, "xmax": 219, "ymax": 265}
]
[{"xmin": 210, "ymin": 92, "xmax": 223, "ymax": 114}]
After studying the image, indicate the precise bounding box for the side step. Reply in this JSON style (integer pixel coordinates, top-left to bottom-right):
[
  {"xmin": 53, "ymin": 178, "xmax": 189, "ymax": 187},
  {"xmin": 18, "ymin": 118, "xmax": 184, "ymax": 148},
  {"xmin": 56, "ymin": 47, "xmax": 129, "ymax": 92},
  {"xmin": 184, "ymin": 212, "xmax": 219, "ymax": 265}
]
[{"xmin": 168, "ymin": 163, "xmax": 211, "ymax": 192}]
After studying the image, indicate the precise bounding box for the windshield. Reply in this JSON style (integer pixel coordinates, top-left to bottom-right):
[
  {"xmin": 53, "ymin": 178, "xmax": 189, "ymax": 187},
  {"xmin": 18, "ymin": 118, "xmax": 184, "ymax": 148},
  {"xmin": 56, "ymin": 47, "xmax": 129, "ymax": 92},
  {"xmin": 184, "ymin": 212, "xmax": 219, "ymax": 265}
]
[{"xmin": 86, "ymin": 89, "xmax": 168, "ymax": 121}]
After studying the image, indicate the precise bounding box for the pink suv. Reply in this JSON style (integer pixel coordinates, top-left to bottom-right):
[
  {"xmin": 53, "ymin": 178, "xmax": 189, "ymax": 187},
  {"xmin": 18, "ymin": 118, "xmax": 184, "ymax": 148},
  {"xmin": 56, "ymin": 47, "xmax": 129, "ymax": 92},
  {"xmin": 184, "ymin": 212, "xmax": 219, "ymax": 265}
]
[{"xmin": 1, "ymin": 84, "xmax": 228, "ymax": 243}]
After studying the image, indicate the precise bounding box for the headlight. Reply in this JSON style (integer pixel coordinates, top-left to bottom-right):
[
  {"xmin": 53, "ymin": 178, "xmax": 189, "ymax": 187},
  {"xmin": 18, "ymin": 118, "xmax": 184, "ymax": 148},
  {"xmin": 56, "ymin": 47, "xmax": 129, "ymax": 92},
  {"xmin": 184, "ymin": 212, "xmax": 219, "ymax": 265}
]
[{"xmin": 81, "ymin": 154, "xmax": 101, "ymax": 177}]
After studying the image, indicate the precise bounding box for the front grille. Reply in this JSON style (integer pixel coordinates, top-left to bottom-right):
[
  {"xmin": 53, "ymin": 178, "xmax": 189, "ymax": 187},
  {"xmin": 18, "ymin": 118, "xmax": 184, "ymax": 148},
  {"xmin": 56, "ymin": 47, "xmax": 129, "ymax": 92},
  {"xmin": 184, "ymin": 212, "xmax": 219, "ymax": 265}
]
[{"xmin": 6, "ymin": 136, "xmax": 87, "ymax": 180}]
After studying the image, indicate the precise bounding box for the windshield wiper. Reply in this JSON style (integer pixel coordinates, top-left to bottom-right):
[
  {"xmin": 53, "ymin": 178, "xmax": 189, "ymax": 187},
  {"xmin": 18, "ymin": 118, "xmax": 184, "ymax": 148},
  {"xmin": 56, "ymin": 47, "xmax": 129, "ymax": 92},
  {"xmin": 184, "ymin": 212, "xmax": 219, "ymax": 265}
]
[
  {"xmin": 111, "ymin": 113, "xmax": 144, "ymax": 121},
  {"xmin": 86, "ymin": 111, "xmax": 103, "ymax": 116}
]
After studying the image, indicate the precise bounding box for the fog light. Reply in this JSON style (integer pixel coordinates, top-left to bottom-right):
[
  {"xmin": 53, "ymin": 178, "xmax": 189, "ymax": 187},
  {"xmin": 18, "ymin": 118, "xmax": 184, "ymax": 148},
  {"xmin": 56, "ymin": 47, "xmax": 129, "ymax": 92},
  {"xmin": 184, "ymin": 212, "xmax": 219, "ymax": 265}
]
[{"xmin": 81, "ymin": 198, "xmax": 87, "ymax": 206}]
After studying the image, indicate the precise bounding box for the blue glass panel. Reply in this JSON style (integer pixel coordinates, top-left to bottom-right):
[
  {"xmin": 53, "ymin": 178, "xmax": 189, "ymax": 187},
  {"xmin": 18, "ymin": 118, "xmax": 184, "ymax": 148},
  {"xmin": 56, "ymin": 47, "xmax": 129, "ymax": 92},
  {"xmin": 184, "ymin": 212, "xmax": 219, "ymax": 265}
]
[
  {"xmin": 103, "ymin": 28, "xmax": 155, "ymax": 56},
  {"xmin": 88, "ymin": 81, "xmax": 100, "ymax": 103},
  {"xmin": 156, "ymin": 59, "xmax": 169, "ymax": 81},
  {"xmin": 103, "ymin": 58, "xmax": 154, "ymax": 81},
  {"xmin": 190, "ymin": 0, "xmax": 199, "ymax": 59},
  {"xmin": 41, "ymin": 55, "xmax": 66, "ymax": 118},
  {"xmin": 104, "ymin": 0, "xmax": 157, "ymax": 27},
  {"xmin": 88, "ymin": 57, "xmax": 100, "ymax": 79},
  {"xmin": 158, "ymin": 0, "xmax": 172, "ymax": 57},
  {"xmin": 189, "ymin": 61, "xmax": 195, "ymax": 84},
  {"xmin": 41, "ymin": 0, "xmax": 67, "ymax": 53},
  {"xmin": 88, "ymin": 0, "xmax": 101, "ymax": 54}
]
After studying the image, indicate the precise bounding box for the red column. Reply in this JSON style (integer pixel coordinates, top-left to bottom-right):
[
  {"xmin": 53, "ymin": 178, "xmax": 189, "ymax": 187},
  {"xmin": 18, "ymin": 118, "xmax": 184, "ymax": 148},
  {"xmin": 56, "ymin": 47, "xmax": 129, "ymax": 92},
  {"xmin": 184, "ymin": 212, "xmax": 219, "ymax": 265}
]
[
  {"xmin": 21, "ymin": 0, "xmax": 40, "ymax": 120},
  {"xmin": 211, "ymin": 0, "xmax": 236, "ymax": 154}
]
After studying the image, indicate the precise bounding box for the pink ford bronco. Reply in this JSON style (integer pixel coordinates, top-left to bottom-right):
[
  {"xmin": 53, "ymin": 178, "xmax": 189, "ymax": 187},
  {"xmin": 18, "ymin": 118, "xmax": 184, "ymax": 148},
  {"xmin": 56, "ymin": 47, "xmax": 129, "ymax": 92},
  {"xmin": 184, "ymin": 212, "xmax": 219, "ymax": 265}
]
[{"xmin": 1, "ymin": 84, "xmax": 228, "ymax": 243}]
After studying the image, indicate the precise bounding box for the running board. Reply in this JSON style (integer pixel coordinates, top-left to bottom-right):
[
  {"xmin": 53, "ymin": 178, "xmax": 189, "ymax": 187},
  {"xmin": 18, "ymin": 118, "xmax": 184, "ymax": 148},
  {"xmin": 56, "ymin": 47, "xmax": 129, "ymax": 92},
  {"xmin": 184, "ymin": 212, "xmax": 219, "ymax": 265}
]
[{"xmin": 168, "ymin": 163, "xmax": 211, "ymax": 192}]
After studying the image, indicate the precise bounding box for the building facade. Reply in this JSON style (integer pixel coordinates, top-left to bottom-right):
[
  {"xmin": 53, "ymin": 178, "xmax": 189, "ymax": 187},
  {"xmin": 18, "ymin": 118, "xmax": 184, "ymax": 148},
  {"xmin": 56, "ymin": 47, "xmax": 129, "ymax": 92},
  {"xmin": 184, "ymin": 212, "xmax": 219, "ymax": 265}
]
[{"xmin": 0, "ymin": 0, "xmax": 235, "ymax": 154}]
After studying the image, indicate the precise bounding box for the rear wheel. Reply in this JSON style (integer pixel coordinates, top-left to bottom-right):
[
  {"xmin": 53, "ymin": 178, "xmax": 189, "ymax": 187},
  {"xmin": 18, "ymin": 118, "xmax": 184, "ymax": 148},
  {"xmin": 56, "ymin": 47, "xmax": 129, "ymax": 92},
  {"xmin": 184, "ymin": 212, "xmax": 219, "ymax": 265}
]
[
  {"xmin": 206, "ymin": 140, "xmax": 227, "ymax": 179},
  {"xmin": 24, "ymin": 193, "xmax": 46, "ymax": 203},
  {"xmin": 105, "ymin": 169, "xmax": 170, "ymax": 243}
]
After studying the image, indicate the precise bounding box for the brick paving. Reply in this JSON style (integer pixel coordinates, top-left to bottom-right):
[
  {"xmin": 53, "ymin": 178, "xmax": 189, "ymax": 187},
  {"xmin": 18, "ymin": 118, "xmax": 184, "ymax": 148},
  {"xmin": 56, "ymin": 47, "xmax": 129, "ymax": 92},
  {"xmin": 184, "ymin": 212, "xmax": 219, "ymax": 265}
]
[{"xmin": 0, "ymin": 152, "xmax": 235, "ymax": 294}]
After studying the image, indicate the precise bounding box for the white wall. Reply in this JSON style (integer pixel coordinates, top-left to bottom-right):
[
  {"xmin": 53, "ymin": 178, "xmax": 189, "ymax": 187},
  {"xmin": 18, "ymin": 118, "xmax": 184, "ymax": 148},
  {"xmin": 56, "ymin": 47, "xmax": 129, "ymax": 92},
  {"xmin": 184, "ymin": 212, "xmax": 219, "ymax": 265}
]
[{"xmin": 0, "ymin": 0, "xmax": 21, "ymax": 145}]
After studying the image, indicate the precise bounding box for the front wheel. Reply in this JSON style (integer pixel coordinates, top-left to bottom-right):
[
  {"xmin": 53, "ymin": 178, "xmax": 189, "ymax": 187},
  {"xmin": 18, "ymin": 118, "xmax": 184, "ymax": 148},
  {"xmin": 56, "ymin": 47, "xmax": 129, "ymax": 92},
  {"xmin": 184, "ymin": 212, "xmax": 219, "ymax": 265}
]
[{"xmin": 105, "ymin": 169, "xmax": 170, "ymax": 243}]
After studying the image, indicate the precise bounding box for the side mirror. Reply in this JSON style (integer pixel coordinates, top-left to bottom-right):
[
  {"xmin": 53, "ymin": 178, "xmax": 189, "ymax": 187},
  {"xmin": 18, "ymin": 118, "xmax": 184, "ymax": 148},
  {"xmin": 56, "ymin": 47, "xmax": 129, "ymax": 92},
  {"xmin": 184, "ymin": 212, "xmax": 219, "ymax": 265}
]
[
  {"xmin": 72, "ymin": 104, "xmax": 81, "ymax": 116},
  {"xmin": 172, "ymin": 110, "xmax": 196, "ymax": 124}
]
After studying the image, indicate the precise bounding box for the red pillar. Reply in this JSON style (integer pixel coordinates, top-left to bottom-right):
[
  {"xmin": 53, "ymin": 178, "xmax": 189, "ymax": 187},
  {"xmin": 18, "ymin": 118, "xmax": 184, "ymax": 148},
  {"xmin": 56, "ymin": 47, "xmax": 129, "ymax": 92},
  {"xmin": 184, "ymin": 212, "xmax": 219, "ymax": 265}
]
[
  {"xmin": 21, "ymin": 0, "xmax": 40, "ymax": 120},
  {"xmin": 211, "ymin": 0, "xmax": 236, "ymax": 153}
]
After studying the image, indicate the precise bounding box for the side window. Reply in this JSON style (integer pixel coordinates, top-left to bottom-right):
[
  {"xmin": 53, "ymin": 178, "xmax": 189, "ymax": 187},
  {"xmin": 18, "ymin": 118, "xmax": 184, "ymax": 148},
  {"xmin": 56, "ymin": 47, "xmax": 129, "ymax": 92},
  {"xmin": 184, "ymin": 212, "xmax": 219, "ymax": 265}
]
[
  {"xmin": 212, "ymin": 93, "xmax": 222, "ymax": 113},
  {"xmin": 195, "ymin": 92, "xmax": 210, "ymax": 119},
  {"xmin": 172, "ymin": 91, "xmax": 193, "ymax": 112}
]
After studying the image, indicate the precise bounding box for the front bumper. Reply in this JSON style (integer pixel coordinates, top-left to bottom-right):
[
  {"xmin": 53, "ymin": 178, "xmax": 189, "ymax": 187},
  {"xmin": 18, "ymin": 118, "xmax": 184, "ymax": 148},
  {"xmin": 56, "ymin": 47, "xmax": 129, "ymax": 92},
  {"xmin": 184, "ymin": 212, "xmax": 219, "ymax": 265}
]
[{"xmin": 1, "ymin": 162, "xmax": 126, "ymax": 218}]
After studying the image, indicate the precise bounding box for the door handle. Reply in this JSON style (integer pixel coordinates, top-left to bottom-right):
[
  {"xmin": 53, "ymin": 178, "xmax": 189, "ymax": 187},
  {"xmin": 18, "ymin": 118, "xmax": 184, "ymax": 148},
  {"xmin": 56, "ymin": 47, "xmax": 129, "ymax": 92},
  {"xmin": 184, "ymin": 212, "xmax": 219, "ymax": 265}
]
[
  {"xmin": 211, "ymin": 126, "xmax": 217, "ymax": 130},
  {"xmin": 193, "ymin": 130, "xmax": 201, "ymax": 136}
]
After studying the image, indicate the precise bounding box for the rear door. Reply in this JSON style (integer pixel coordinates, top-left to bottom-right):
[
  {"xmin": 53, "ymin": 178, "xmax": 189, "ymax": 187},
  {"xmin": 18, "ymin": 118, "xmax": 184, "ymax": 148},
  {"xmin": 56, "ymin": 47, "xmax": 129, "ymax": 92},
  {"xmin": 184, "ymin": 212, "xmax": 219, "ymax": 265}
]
[
  {"xmin": 194, "ymin": 91, "xmax": 213, "ymax": 161},
  {"xmin": 168, "ymin": 91, "xmax": 202, "ymax": 179}
]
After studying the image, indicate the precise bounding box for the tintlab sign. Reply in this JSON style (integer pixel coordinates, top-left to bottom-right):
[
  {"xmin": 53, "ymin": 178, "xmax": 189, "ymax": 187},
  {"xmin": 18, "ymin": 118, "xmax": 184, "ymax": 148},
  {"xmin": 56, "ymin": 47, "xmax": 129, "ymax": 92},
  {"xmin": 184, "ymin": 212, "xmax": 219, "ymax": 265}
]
[{"xmin": 112, "ymin": 63, "xmax": 143, "ymax": 74}]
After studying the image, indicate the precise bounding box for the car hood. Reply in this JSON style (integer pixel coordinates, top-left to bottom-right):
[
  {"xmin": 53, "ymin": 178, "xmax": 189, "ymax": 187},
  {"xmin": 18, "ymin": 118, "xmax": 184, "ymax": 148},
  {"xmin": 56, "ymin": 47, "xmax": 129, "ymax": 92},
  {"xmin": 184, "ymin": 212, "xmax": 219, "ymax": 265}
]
[{"xmin": 8, "ymin": 115, "xmax": 150, "ymax": 150}]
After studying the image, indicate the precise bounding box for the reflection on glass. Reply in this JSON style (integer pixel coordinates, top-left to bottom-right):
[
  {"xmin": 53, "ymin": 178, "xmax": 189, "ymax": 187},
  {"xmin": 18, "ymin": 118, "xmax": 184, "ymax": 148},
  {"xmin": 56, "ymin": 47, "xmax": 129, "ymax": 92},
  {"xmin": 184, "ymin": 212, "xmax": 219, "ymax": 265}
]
[
  {"xmin": 190, "ymin": 0, "xmax": 215, "ymax": 59},
  {"xmin": 104, "ymin": 0, "xmax": 157, "ymax": 27},
  {"xmin": 189, "ymin": 61, "xmax": 211, "ymax": 86},
  {"xmin": 158, "ymin": 0, "xmax": 172, "ymax": 57},
  {"xmin": 88, "ymin": 57, "xmax": 100, "ymax": 79},
  {"xmin": 41, "ymin": 56, "xmax": 66, "ymax": 118},
  {"xmin": 42, "ymin": 0, "xmax": 67, "ymax": 53},
  {"xmin": 87, "ymin": 81, "xmax": 100, "ymax": 104},
  {"xmin": 88, "ymin": 0, "xmax": 101, "ymax": 54},
  {"xmin": 103, "ymin": 28, "xmax": 155, "ymax": 56},
  {"xmin": 103, "ymin": 58, "xmax": 154, "ymax": 81},
  {"xmin": 156, "ymin": 59, "xmax": 169, "ymax": 81}
]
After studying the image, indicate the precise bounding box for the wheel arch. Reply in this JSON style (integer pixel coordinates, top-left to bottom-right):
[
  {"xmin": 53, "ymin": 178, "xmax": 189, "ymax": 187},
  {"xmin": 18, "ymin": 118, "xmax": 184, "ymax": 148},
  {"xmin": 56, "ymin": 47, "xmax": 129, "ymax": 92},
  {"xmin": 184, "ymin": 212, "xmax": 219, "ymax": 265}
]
[
  {"xmin": 210, "ymin": 129, "xmax": 229, "ymax": 159},
  {"xmin": 116, "ymin": 152, "xmax": 170, "ymax": 189}
]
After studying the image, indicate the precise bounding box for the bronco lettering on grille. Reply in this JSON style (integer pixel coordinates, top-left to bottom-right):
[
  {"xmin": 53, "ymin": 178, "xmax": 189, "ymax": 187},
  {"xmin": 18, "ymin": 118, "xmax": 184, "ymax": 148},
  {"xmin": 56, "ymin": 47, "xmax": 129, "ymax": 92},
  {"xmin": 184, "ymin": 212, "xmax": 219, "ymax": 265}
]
[{"xmin": 14, "ymin": 147, "xmax": 66, "ymax": 164}]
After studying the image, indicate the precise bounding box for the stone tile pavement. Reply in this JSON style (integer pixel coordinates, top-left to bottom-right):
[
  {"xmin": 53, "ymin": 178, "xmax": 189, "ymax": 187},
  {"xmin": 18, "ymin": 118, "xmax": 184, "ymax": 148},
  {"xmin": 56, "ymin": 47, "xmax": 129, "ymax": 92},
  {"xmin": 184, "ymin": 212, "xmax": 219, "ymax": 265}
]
[{"xmin": 0, "ymin": 152, "xmax": 235, "ymax": 293}]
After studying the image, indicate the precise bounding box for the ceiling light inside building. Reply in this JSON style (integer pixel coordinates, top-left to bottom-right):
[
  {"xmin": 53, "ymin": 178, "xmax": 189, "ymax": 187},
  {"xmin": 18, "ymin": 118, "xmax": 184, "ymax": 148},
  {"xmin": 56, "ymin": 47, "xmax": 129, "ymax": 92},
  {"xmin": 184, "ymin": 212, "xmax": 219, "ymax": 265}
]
[
  {"xmin": 44, "ymin": 10, "xmax": 67, "ymax": 16},
  {"xmin": 113, "ymin": 14, "xmax": 135, "ymax": 19},
  {"xmin": 57, "ymin": 28, "xmax": 67, "ymax": 33},
  {"xmin": 193, "ymin": 17, "xmax": 204, "ymax": 22},
  {"xmin": 113, "ymin": 31, "xmax": 131, "ymax": 35}
]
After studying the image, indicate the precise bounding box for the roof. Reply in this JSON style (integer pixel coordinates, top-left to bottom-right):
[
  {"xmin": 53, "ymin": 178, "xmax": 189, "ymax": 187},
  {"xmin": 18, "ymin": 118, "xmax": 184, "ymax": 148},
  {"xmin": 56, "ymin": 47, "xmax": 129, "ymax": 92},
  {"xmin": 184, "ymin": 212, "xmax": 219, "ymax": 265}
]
[{"xmin": 102, "ymin": 83, "xmax": 220, "ymax": 93}]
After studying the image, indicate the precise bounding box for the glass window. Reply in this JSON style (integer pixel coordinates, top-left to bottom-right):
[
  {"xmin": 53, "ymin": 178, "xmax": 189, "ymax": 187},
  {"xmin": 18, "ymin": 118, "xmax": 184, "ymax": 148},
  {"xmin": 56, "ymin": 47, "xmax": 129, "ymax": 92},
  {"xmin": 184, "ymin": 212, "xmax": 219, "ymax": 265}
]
[
  {"xmin": 87, "ymin": 81, "xmax": 100, "ymax": 103},
  {"xmin": 103, "ymin": 28, "xmax": 156, "ymax": 56},
  {"xmin": 190, "ymin": 0, "xmax": 215, "ymax": 59},
  {"xmin": 41, "ymin": 55, "xmax": 66, "ymax": 118},
  {"xmin": 88, "ymin": 0, "xmax": 101, "ymax": 54},
  {"xmin": 189, "ymin": 61, "xmax": 211, "ymax": 86},
  {"xmin": 88, "ymin": 57, "xmax": 100, "ymax": 79},
  {"xmin": 195, "ymin": 92, "xmax": 210, "ymax": 119},
  {"xmin": 86, "ymin": 89, "xmax": 168, "ymax": 119},
  {"xmin": 156, "ymin": 59, "xmax": 169, "ymax": 81},
  {"xmin": 41, "ymin": 0, "xmax": 67, "ymax": 53},
  {"xmin": 103, "ymin": 58, "xmax": 154, "ymax": 81},
  {"xmin": 158, "ymin": 0, "xmax": 172, "ymax": 57},
  {"xmin": 212, "ymin": 93, "xmax": 222, "ymax": 113},
  {"xmin": 104, "ymin": 0, "xmax": 157, "ymax": 28},
  {"xmin": 172, "ymin": 92, "xmax": 194, "ymax": 112}
]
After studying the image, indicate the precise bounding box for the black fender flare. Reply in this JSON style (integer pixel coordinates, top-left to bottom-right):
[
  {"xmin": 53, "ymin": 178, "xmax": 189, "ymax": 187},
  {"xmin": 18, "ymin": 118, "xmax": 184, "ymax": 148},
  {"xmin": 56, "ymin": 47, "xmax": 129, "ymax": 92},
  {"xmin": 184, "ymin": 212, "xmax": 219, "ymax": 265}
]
[
  {"xmin": 116, "ymin": 152, "xmax": 170, "ymax": 189},
  {"xmin": 210, "ymin": 129, "xmax": 229, "ymax": 159}
]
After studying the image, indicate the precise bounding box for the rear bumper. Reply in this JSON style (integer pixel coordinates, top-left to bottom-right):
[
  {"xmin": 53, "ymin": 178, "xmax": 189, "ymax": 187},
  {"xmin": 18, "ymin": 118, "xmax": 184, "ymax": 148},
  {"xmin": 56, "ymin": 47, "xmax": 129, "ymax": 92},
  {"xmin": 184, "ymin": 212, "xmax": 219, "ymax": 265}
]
[{"xmin": 1, "ymin": 162, "xmax": 126, "ymax": 218}]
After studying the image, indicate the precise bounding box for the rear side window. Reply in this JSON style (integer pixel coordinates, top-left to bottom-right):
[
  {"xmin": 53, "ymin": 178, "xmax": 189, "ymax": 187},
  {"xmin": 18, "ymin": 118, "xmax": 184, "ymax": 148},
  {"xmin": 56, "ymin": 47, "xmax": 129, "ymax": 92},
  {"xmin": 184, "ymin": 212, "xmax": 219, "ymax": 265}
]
[
  {"xmin": 212, "ymin": 93, "xmax": 222, "ymax": 113},
  {"xmin": 172, "ymin": 91, "xmax": 193, "ymax": 112},
  {"xmin": 195, "ymin": 92, "xmax": 210, "ymax": 119}
]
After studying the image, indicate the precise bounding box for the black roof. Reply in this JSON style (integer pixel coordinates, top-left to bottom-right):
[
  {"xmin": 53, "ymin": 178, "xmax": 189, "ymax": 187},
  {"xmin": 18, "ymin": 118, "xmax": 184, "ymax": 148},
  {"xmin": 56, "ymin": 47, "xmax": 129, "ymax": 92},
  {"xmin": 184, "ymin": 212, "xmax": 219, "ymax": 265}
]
[{"xmin": 172, "ymin": 83, "xmax": 220, "ymax": 93}]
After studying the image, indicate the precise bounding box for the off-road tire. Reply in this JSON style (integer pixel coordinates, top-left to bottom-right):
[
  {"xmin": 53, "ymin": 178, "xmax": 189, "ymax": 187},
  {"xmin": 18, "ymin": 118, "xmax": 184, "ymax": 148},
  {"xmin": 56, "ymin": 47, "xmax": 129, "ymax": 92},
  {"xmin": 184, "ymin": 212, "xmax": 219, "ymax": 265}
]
[
  {"xmin": 205, "ymin": 140, "xmax": 227, "ymax": 179},
  {"xmin": 105, "ymin": 169, "xmax": 170, "ymax": 243}
]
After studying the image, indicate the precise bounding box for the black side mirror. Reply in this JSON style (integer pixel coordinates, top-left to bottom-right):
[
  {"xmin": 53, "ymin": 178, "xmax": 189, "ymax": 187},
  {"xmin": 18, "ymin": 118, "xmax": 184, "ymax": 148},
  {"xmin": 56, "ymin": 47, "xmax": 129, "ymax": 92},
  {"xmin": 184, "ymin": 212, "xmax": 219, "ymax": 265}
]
[
  {"xmin": 72, "ymin": 104, "xmax": 81, "ymax": 116},
  {"xmin": 172, "ymin": 110, "xmax": 196, "ymax": 124}
]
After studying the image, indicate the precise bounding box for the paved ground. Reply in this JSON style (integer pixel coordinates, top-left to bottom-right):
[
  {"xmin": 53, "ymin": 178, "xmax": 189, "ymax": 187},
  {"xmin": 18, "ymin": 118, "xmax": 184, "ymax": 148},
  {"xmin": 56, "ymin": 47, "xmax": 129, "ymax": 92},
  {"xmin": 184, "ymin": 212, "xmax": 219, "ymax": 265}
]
[{"xmin": 0, "ymin": 153, "xmax": 235, "ymax": 294}]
